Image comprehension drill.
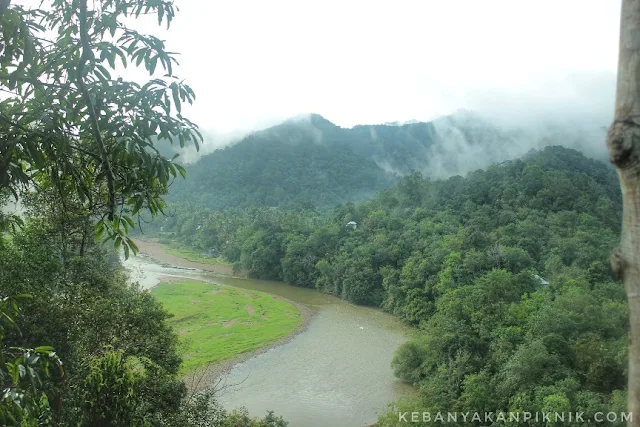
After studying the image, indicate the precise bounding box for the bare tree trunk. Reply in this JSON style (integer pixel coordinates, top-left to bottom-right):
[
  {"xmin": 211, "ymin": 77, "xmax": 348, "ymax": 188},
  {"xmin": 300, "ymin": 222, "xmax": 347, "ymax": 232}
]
[{"xmin": 609, "ymin": 2, "xmax": 640, "ymax": 425}]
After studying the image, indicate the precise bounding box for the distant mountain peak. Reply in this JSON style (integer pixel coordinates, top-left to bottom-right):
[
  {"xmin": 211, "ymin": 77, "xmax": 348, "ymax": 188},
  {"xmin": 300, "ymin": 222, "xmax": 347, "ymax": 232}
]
[
  {"xmin": 170, "ymin": 107, "xmax": 610, "ymax": 210},
  {"xmin": 308, "ymin": 113, "xmax": 328, "ymax": 121},
  {"xmin": 281, "ymin": 113, "xmax": 333, "ymax": 125},
  {"xmin": 308, "ymin": 113, "xmax": 338, "ymax": 128}
]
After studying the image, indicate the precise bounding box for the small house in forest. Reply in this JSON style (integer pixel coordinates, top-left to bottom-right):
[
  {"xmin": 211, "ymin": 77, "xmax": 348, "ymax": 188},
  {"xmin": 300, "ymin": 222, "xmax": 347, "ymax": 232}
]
[{"xmin": 534, "ymin": 274, "xmax": 549, "ymax": 285}]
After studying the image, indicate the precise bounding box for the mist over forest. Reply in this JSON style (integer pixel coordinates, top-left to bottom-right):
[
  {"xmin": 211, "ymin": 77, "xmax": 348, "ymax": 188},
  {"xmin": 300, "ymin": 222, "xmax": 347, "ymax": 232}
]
[{"xmin": 163, "ymin": 110, "xmax": 611, "ymax": 210}]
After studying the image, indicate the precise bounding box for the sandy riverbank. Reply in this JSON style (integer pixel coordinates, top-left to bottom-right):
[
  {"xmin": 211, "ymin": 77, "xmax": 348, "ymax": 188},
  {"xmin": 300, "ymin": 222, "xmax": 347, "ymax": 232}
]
[{"xmin": 132, "ymin": 237, "xmax": 244, "ymax": 277}]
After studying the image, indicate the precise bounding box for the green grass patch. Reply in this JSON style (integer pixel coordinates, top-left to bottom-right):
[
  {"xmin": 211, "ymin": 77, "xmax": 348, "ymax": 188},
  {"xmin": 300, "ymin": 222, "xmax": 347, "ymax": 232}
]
[
  {"xmin": 163, "ymin": 244, "xmax": 232, "ymax": 267},
  {"xmin": 152, "ymin": 280, "xmax": 302, "ymax": 372}
]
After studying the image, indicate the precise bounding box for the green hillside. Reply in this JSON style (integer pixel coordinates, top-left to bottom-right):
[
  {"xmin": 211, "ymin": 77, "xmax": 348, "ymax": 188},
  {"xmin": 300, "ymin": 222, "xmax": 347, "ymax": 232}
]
[
  {"xmin": 169, "ymin": 112, "xmax": 607, "ymax": 211},
  {"xmin": 169, "ymin": 114, "xmax": 397, "ymax": 209}
]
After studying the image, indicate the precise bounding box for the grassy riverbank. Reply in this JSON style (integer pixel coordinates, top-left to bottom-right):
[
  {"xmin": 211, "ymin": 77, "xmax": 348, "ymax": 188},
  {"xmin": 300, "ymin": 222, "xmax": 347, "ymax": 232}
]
[
  {"xmin": 162, "ymin": 245, "xmax": 231, "ymax": 267},
  {"xmin": 152, "ymin": 280, "xmax": 303, "ymax": 372}
]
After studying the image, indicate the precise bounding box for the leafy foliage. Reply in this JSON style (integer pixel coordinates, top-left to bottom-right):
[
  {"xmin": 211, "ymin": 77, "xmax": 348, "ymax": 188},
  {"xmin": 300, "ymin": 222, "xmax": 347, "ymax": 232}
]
[
  {"xmin": 0, "ymin": 295, "xmax": 63, "ymax": 426},
  {"xmin": 167, "ymin": 388, "xmax": 289, "ymax": 427},
  {"xmin": 0, "ymin": 217, "xmax": 185, "ymax": 425},
  {"xmin": 79, "ymin": 349, "xmax": 148, "ymax": 427},
  {"xmin": 0, "ymin": 0, "xmax": 202, "ymax": 255}
]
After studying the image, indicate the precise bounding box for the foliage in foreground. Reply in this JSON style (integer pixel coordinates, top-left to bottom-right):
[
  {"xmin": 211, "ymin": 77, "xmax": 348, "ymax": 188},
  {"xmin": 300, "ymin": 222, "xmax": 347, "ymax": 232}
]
[
  {"xmin": 0, "ymin": 0, "xmax": 288, "ymax": 423},
  {"xmin": 168, "ymin": 388, "xmax": 288, "ymax": 427},
  {"xmin": 0, "ymin": 295, "xmax": 63, "ymax": 426},
  {"xmin": 0, "ymin": 0, "xmax": 201, "ymax": 254},
  {"xmin": 1, "ymin": 219, "xmax": 184, "ymax": 425},
  {"xmin": 0, "ymin": 218, "xmax": 289, "ymax": 425}
]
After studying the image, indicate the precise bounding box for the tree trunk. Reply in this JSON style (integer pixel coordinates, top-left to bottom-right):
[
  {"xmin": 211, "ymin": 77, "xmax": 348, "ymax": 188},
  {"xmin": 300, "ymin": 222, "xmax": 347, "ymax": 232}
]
[{"xmin": 609, "ymin": 2, "xmax": 640, "ymax": 425}]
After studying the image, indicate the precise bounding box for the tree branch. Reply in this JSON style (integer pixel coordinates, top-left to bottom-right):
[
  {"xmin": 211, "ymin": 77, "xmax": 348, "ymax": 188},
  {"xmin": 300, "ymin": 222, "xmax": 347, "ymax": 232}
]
[
  {"xmin": 0, "ymin": 73, "xmax": 62, "ymax": 88},
  {"xmin": 77, "ymin": 0, "xmax": 116, "ymax": 221},
  {"xmin": 0, "ymin": 114, "xmax": 101, "ymax": 162},
  {"xmin": 68, "ymin": 144, "xmax": 101, "ymax": 161}
]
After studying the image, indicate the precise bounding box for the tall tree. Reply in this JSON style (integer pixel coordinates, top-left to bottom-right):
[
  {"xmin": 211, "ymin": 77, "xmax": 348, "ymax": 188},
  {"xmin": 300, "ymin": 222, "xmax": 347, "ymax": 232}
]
[
  {"xmin": 608, "ymin": 1, "xmax": 640, "ymax": 424},
  {"xmin": 0, "ymin": 0, "xmax": 202, "ymax": 256},
  {"xmin": 0, "ymin": 0, "xmax": 201, "ymax": 423}
]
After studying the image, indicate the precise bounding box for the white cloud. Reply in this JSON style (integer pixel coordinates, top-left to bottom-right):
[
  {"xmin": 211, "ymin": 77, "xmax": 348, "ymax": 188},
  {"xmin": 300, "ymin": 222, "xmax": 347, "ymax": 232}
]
[
  {"xmin": 26, "ymin": 0, "xmax": 625, "ymax": 134},
  {"xmin": 161, "ymin": 0, "xmax": 621, "ymax": 133}
]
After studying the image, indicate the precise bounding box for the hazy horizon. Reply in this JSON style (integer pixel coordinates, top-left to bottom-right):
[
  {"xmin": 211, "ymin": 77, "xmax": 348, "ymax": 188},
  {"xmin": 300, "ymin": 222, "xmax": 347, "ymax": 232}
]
[{"xmin": 108, "ymin": 0, "xmax": 621, "ymax": 138}]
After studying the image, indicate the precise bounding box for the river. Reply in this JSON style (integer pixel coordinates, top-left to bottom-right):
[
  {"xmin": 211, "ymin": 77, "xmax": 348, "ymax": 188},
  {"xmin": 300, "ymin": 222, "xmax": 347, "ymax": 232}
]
[{"xmin": 123, "ymin": 252, "xmax": 412, "ymax": 427}]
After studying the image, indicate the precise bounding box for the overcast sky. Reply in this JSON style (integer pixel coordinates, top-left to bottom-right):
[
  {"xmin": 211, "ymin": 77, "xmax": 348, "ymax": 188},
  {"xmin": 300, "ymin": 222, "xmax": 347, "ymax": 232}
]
[{"xmin": 138, "ymin": 0, "xmax": 621, "ymax": 133}]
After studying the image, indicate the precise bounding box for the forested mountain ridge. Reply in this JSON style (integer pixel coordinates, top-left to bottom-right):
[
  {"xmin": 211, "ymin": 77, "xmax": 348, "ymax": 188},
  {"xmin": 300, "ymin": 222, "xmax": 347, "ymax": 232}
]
[
  {"xmin": 169, "ymin": 111, "xmax": 608, "ymax": 210},
  {"xmin": 158, "ymin": 145, "xmax": 621, "ymax": 294},
  {"xmin": 169, "ymin": 114, "xmax": 396, "ymax": 209}
]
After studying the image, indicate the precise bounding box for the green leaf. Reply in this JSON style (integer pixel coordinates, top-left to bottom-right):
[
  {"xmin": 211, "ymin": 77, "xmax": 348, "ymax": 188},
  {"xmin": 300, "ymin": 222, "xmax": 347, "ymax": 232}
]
[
  {"xmin": 127, "ymin": 237, "xmax": 139, "ymax": 255},
  {"xmin": 175, "ymin": 163, "xmax": 186, "ymax": 179},
  {"xmin": 123, "ymin": 215, "xmax": 135, "ymax": 228},
  {"xmin": 132, "ymin": 197, "xmax": 143, "ymax": 215},
  {"xmin": 171, "ymin": 82, "xmax": 181, "ymax": 113},
  {"xmin": 95, "ymin": 64, "xmax": 111, "ymax": 81},
  {"xmin": 116, "ymin": 47, "xmax": 127, "ymax": 68},
  {"xmin": 149, "ymin": 56, "xmax": 158, "ymax": 75},
  {"xmin": 109, "ymin": 16, "xmax": 117, "ymax": 37},
  {"xmin": 157, "ymin": 5, "xmax": 164, "ymax": 25},
  {"xmin": 135, "ymin": 49, "xmax": 145, "ymax": 67},
  {"xmin": 107, "ymin": 50, "xmax": 116, "ymax": 69}
]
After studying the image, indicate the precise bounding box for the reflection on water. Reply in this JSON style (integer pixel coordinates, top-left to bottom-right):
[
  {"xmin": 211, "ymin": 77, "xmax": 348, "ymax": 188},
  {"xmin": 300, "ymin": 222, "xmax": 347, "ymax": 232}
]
[
  {"xmin": 123, "ymin": 253, "xmax": 204, "ymax": 289},
  {"xmin": 122, "ymin": 253, "xmax": 413, "ymax": 427}
]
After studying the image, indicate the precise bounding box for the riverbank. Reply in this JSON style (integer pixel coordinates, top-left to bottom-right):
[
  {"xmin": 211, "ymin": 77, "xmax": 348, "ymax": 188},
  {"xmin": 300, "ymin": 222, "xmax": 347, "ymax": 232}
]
[
  {"xmin": 131, "ymin": 241, "xmax": 314, "ymax": 392},
  {"xmin": 132, "ymin": 237, "xmax": 244, "ymax": 277},
  {"xmin": 153, "ymin": 279, "xmax": 305, "ymax": 368},
  {"xmin": 180, "ymin": 290, "xmax": 314, "ymax": 393}
]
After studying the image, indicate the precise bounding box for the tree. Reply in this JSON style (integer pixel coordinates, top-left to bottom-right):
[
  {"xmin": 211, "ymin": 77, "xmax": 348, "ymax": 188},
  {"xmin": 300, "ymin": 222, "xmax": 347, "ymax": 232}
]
[
  {"xmin": 79, "ymin": 349, "xmax": 147, "ymax": 427},
  {"xmin": 0, "ymin": 0, "xmax": 204, "ymax": 422},
  {"xmin": 0, "ymin": 0, "xmax": 202, "ymax": 256},
  {"xmin": 607, "ymin": 1, "xmax": 640, "ymax": 423},
  {"xmin": 0, "ymin": 219, "xmax": 189, "ymax": 424},
  {"xmin": 0, "ymin": 295, "xmax": 63, "ymax": 425}
]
